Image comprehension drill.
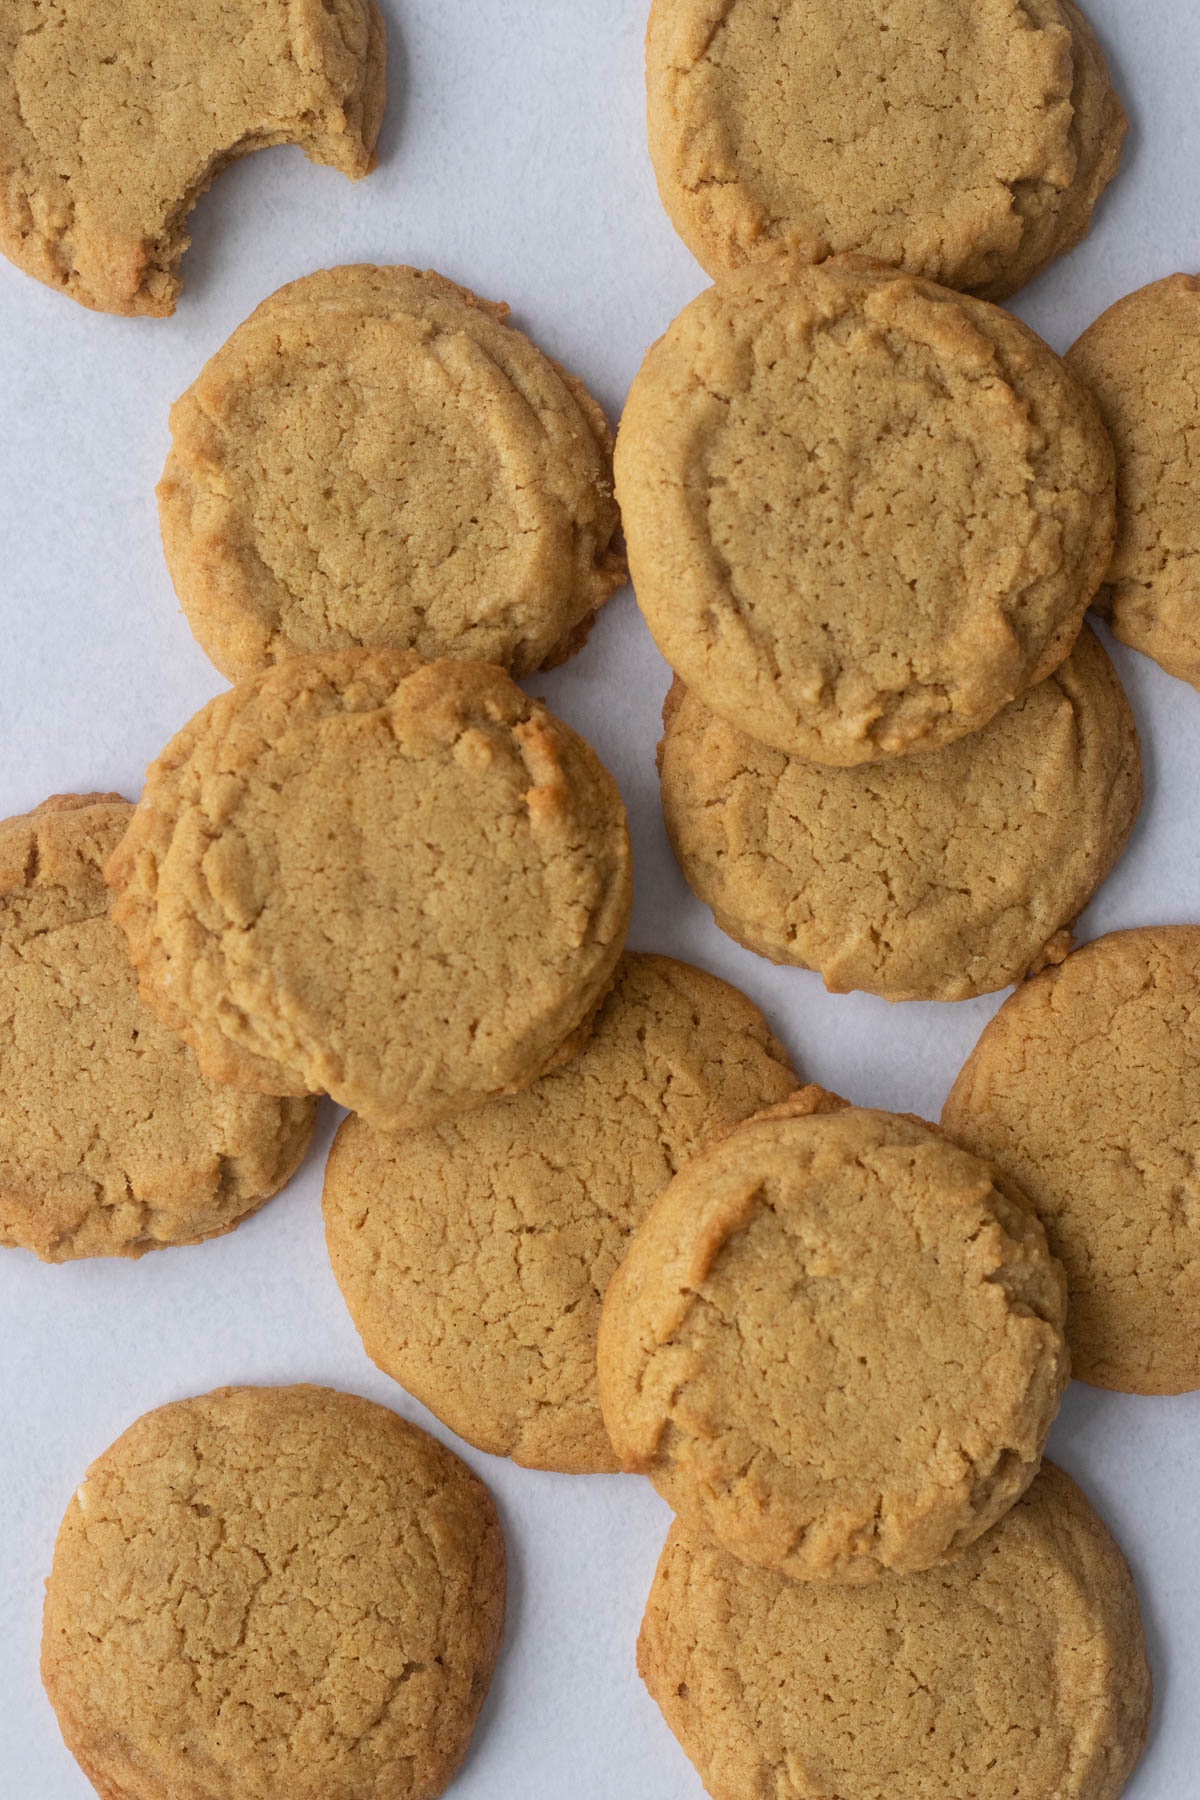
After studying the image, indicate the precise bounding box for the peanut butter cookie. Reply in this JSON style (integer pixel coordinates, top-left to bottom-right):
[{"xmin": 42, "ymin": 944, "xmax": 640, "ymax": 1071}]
[
  {"xmin": 647, "ymin": 0, "xmax": 1125, "ymax": 300},
  {"xmin": 0, "ymin": 0, "xmax": 385, "ymax": 315},
  {"xmin": 640, "ymin": 1462, "xmax": 1150, "ymax": 1800},
  {"xmin": 944, "ymin": 926, "xmax": 1200, "ymax": 1394},
  {"xmin": 158, "ymin": 266, "xmax": 625, "ymax": 680},
  {"xmin": 1068, "ymin": 274, "xmax": 1200, "ymax": 688},
  {"xmin": 616, "ymin": 255, "xmax": 1116, "ymax": 762},
  {"xmin": 597, "ymin": 1091, "xmax": 1068, "ymax": 1583},
  {"xmin": 106, "ymin": 652, "xmax": 633, "ymax": 1133},
  {"xmin": 0, "ymin": 794, "xmax": 315, "ymax": 1261},
  {"xmin": 659, "ymin": 628, "xmax": 1141, "ymax": 1002},
  {"xmin": 42, "ymin": 1385, "xmax": 505, "ymax": 1800}
]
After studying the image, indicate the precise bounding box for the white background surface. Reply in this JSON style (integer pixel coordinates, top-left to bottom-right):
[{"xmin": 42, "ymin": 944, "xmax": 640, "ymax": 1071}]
[{"xmin": 1, "ymin": 1, "xmax": 1197, "ymax": 1793}]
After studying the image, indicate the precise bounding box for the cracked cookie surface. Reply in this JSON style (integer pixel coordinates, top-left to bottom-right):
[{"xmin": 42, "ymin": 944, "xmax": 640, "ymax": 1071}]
[
  {"xmin": 1067, "ymin": 274, "xmax": 1200, "ymax": 689},
  {"xmin": 639, "ymin": 1462, "xmax": 1150, "ymax": 1800},
  {"xmin": 615, "ymin": 255, "xmax": 1116, "ymax": 763},
  {"xmin": 323, "ymin": 953, "xmax": 798, "ymax": 1475},
  {"xmin": 0, "ymin": 0, "xmax": 385, "ymax": 317},
  {"xmin": 158, "ymin": 265, "xmax": 626, "ymax": 681},
  {"xmin": 597, "ymin": 1092, "xmax": 1068, "ymax": 1583},
  {"xmin": 106, "ymin": 651, "xmax": 633, "ymax": 1133},
  {"xmin": 659, "ymin": 627, "xmax": 1141, "ymax": 1002},
  {"xmin": 41, "ymin": 1384, "xmax": 506, "ymax": 1800},
  {"xmin": 0, "ymin": 794, "xmax": 315, "ymax": 1261},
  {"xmin": 944, "ymin": 926, "xmax": 1200, "ymax": 1394},
  {"xmin": 647, "ymin": 0, "xmax": 1125, "ymax": 299}
]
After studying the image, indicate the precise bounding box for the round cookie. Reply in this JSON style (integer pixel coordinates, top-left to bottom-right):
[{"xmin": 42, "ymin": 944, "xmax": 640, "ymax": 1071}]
[
  {"xmin": 0, "ymin": 794, "xmax": 316, "ymax": 1262},
  {"xmin": 659, "ymin": 627, "xmax": 1142, "ymax": 1003},
  {"xmin": 1067, "ymin": 274, "xmax": 1200, "ymax": 688},
  {"xmin": 158, "ymin": 266, "xmax": 626, "ymax": 681},
  {"xmin": 639, "ymin": 1462, "xmax": 1151, "ymax": 1800},
  {"xmin": 616, "ymin": 255, "xmax": 1117, "ymax": 763},
  {"xmin": 646, "ymin": 0, "xmax": 1126, "ymax": 301},
  {"xmin": 323, "ymin": 953, "xmax": 798, "ymax": 1475},
  {"xmin": 42, "ymin": 1385, "xmax": 505, "ymax": 1800},
  {"xmin": 106, "ymin": 651, "xmax": 632, "ymax": 1133},
  {"xmin": 0, "ymin": 1, "xmax": 385, "ymax": 317},
  {"xmin": 597, "ymin": 1091, "xmax": 1068, "ymax": 1584},
  {"xmin": 944, "ymin": 927, "xmax": 1200, "ymax": 1394}
]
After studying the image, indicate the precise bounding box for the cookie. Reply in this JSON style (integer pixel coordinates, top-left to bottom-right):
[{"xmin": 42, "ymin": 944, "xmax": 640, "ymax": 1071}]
[
  {"xmin": 597, "ymin": 1090, "xmax": 1067, "ymax": 1583},
  {"xmin": 659, "ymin": 627, "xmax": 1141, "ymax": 1003},
  {"xmin": 323, "ymin": 953, "xmax": 798, "ymax": 1475},
  {"xmin": 158, "ymin": 266, "xmax": 626, "ymax": 682},
  {"xmin": 42, "ymin": 1385, "xmax": 505, "ymax": 1800},
  {"xmin": 106, "ymin": 651, "xmax": 633, "ymax": 1133},
  {"xmin": 944, "ymin": 927, "xmax": 1200, "ymax": 1394},
  {"xmin": 639, "ymin": 1462, "xmax": 1150, "ymax": 1800},
  {"xmin": 1067, "ymin": 274, "xmax": 1200, "ymax": 688},
  {"xmin": 646, "ymin": 0, "xmax": 1126, "ymax": 301},
  {"xmin": 0, "ymin": 1, "xmax": 385, "ymax": 317},
  {"xmin": 615, "ymin": 255, "xmax": 1116, "ymax": 763},
  {"xmin": 0, "ymin": 794, "xmax": 315, "ymax": 1261}
]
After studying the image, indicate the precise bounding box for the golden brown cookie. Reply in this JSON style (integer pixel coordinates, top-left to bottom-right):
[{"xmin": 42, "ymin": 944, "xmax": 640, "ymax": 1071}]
[
  {"xmin": 106, "ymin": 651, "xmax": 633, "ymax": 1133},
  {"xmin": 616, "ymin": 254, "xmax": 1116, "ymax": 764},
  {"xmin": 639, "ymin": 1462, "xmax": 1150, "ymax": 1800},
  {"xmin": 42, "ymin": 1385, "xmax": 505, "ymax": 1800},
  {"xmin": 659, "ymin": 627, "xmax": 1141, "ymax": 1003},
  {"xmin": 1067, "ymin": 274, "xmax": 1200, "ymax": 688},
  {"xmin": 322, "ymin": 953, "xmax": 798, "ymax": 1475},
  {"xmin": 0, "ymin": 794, "xmax": 315, "ymax": 1262},
  {"xmin": 597, "ymin": 1091, "xmax": 1068, "ymax": 1584},
  {"xmin": 944, "ymin": 927, "xmax": 1200, "ymax": 1394},
  {"xmin": 0, "ymin": 1, "xmax": 385, "ymax": 317},
  {"xmin": 158, "ymin": 266, "xmax": 626, "ymax": 681},
  {"xmin": 646, "ymin": 0, "xmax": 1126, "ymax": 301}
]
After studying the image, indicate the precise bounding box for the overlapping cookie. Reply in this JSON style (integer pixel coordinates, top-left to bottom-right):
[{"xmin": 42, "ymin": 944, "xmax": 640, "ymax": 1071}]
[
  {"xmin": 323, "ymin": 953, "xmax": 797, "ymax": 1474},
  {"xmin": 617, "ymin": 255, "xmax": 1116, "ymax": 763},
  {"xmin": 1068, "ymin": 274, "xmax": 1200, "ymax": 688},
  {"xmin": 0, "ymin": 793, "xmax": 315, "ymax": 1260},
  {"xmin": 640, "ymin": 1464, "xmax": 1150, "ymax": 1800},
  {"xmin": 106, "ymin": 651, "xmax": 633, "ymax": 1132},
  {"xmin": 945, "ymin": 926, "xmax": 1200, "ymax": 1394},
  {"xmin": 659, "ymin": 629, "xmax": 1141, "ymax": 1002},
  {"xmin": 598, "ymin": 1089, "xmax": 1068, "ymax": 1583}
]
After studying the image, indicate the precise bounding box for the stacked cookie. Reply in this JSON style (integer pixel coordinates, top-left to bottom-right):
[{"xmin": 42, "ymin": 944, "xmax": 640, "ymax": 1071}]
[
  {"xmin": 593, "ymin": 1087, "xmax": 1153, "ymax": 1799},
  {"xmin": 616, "ymin": 250, "xmax": 1143, "ymax": 1001}
]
